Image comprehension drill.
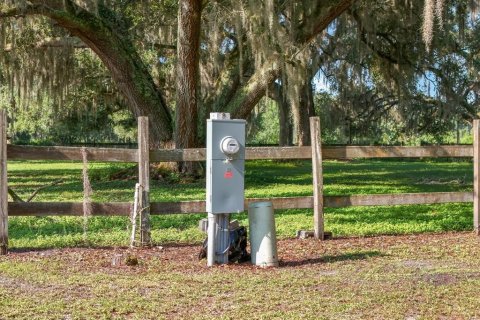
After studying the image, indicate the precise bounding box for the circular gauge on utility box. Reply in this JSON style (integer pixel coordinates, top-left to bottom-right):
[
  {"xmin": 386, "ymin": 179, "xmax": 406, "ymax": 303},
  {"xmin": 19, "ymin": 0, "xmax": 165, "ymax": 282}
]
[{"xmin": 220, "ymin": 136, "xmax": 240, "ymax": 155}]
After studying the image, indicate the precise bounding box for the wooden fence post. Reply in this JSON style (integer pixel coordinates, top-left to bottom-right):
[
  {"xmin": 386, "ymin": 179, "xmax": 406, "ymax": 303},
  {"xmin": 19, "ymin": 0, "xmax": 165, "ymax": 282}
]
[
  {"xmin": 310, "ymin": 117, "xmax": 324, "ymax": 240},
  {"xmin": 474, "ymin": 119, "xmax": 480, "ymax": 235},
  {"xmin": 0, "ymin": 110, "xmax": 8, "ymax": 254},
  {"xmin": 138, "ymin": 117, "xmax": 151, "ymax": 246}
]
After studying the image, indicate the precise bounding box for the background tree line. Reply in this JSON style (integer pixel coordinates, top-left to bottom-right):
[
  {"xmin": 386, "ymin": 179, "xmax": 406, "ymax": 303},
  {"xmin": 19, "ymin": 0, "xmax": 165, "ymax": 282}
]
[{"xmin": 0, "ymin": 0, "xmax": 479, "ymax": 156}]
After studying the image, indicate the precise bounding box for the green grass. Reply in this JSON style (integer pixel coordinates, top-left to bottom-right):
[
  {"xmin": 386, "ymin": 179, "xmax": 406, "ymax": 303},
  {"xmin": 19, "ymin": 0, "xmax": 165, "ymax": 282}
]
[
  {"xmin": 3, "ymin": 160, "xmax": 480, "ymax": 319},
  {"xmin": 6, "ymin": 159, "xmax": 475, "ymax": 249}
]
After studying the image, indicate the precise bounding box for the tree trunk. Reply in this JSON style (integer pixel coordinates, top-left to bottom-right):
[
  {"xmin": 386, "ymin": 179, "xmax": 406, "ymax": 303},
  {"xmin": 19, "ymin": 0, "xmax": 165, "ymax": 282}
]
[
  {"xmin": 230, "ymin": 58, "xmax": 282, "ymax": 119},
  {"xmin": 270, "ymin": 84, "xmax": 292, "ymax": 146},
  {"xmin": 278, "ymin": 100, "xmax": 293, "ymax": 146},
  {"xmin": 20, "ymin": 0, "xmax": 174, "ymax": 146},
  {"xmin": 292, "ymin": 79, "xmax": 315, "ymax": 146},
  {"xmin": 175, "ymin": 0, "xmax": 202, "ymax": 174}
]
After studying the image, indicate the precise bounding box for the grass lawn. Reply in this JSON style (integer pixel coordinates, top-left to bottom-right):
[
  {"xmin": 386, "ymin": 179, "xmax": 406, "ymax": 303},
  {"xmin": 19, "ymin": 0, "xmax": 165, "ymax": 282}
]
[
  {"xmin": 3, "ymin": 159, "xmax": 480, "ymax": 319},
  {"xmin": 1, "ymin": 233, "xmax": 480, "ymax": 319},
  {"xmin": 5, "ymin": 158, "xmax": 475, "ymax": 249}
]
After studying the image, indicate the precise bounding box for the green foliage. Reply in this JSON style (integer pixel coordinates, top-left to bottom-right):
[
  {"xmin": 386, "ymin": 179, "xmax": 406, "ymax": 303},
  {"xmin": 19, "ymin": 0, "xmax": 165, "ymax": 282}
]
[
  {"xmin": 315, "ymin": 90, "xmax": 475, "ymax": 145},
  {"xmin": 319, "ymin": 0, "xmax": 479, "ymax": 143},
  {"xmin": 247, "ymin": 98, "xmax": 279, "ymax": 145},
  {"xmin": 1, "ymin": 0, "xmax": 479, "ymax": 148},
  {"xmin": 0, "ymin": 43, "xmax": 138, "ymax": 145},
  {"xmin": 108, "ymin": 110, "xmax": 137, "ymax": 143}
]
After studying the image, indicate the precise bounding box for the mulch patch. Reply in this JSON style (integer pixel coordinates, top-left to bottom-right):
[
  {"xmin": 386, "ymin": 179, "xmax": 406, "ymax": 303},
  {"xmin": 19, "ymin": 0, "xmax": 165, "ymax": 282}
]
[{"xmin": 2, "ymin": 231, "xmax": 476, "ymax": 273}]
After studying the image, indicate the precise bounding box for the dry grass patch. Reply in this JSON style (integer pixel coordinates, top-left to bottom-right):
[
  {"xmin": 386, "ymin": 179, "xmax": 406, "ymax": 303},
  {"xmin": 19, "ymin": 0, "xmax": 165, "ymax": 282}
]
[{"xmin": 1, "ymin": 232, "xmax": 480, "ymax": 319}]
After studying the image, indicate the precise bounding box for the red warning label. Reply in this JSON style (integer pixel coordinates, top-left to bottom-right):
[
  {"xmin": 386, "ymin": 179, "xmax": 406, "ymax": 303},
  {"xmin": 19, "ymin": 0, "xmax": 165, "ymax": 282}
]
[{"xmin": 224, "ymin": 170, "xmax": 233, "ymax": 179}]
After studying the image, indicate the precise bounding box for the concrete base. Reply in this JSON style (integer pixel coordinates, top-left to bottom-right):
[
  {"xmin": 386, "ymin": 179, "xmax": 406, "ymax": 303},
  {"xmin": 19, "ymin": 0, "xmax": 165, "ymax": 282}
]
[{"xmin": 296, "ymin": 230, "xmax": 333, "ymax": 240}]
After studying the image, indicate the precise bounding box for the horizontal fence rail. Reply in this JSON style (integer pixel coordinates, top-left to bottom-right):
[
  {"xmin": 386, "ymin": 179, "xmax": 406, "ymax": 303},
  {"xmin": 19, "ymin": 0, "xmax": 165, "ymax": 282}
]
[
  {"xmin": 8, "ymin": 202, "xmax": 132, "ymax": 216},
  {"xmin": 322, "ymin": 145, "xmax": 473, "ymax": 159},
  {"xmin": 7, "ymin": 145, "xmax": 473, "ymax": 162},
  {"xmin": 324, "ymin": 192, "xmax": 473, "ymax": 208},
  {"xmin": 150, "ymin": 145, "xmax": 474, "ymax": 161},
  {"xmin": 8, "ymin": 192, "xmax": 473, "ymax": 216},
  {"xmin": 8, "ymin": 145, "xmax": 137, "ymax": 162}
]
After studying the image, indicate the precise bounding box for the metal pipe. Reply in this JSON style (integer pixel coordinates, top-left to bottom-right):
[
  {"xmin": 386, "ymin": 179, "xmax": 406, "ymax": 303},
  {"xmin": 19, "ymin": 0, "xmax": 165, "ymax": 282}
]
[
  {"xmin": 217, "ymin": 214, "xmax": 223, "ymax": 263},
  {"xmin": 207, "ymin": 212, "xmax": 216, "ymax": 266},
  {"xmin": 225, "ymin": 213, "xmax": 230, "ymax": 263},
  {"xmin": 217, "ymin": 213, "xmax": 230, "ymax": 264}
]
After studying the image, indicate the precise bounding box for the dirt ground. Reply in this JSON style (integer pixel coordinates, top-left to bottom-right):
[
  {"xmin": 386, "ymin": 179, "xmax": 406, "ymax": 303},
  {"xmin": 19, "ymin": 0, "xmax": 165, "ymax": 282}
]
[{"xmin": 2, "ymin": 232, "xmax": 480, "ymax": 319}]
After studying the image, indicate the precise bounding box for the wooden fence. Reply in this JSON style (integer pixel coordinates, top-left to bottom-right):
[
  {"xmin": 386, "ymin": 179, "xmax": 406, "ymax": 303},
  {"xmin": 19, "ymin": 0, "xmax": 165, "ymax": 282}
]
[{"xmin": 0, "ymin": 110, "xmax": 479, "ymax": 253}]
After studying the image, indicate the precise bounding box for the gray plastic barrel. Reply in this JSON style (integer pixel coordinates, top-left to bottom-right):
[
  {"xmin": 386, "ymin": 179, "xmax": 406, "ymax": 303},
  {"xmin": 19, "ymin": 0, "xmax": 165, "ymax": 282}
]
[{"xmin": 248, "ymin": 201, "xmax": 278, "ymax": 267}]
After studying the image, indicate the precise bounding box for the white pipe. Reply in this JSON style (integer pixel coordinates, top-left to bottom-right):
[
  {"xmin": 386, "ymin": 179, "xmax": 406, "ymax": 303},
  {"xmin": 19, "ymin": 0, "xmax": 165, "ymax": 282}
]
[
  {"xmin": 130, "ymin": 183, "xmax": 140, "ymax": 247},
  {"xmin": 207, "ymin": 212, "xmax": 216, "ymax": 266}
]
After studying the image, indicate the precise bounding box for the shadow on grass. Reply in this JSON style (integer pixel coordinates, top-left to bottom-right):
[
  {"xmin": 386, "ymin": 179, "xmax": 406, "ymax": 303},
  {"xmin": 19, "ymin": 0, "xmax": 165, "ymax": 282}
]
[
  {"xmin": 280, "ymin": 250, "xmax": 384, "ymax": 267},
  {"xmin": 327, "ymin": 204, "xmax": 472, "ymax": 232},
  {"xmin": 9, "ymin": 242, "xmax": 201, "ymax": 253}
]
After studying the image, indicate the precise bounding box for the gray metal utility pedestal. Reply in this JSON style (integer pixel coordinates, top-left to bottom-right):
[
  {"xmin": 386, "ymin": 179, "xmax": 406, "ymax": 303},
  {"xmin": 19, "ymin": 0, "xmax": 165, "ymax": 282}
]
[{"xmin": 206, "ymin": 113, "xmax": 246, "ymax": 266}]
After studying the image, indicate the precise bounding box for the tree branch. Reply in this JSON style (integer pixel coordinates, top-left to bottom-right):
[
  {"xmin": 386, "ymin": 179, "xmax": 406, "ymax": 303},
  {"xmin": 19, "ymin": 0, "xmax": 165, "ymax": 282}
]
[
  {"xmin": 3, "ymin": 37, "xmax": 86, "ymax": 52},
  {"xmin": 299, "ymin": 0, "xmax": 359, "ymax": 45},
  {"xmin": 230, "ymin": 57, "xmax": 282, "ymax": 119},
  {"xmin": 7, "ymin": 187, "xmax": 24, "ymax": 202},
  {"xmin": 7, "ymin": 179, "xmax": 63, "ymax": 203},
  {"xmin": 0, "ymin": 4, "xmax": 41, "ymax": 18},
  {"xmin": 226, "ymin": 0, "xmax": 357, "ymax": 119},
  {"xmin": 1, "ymin": 0, "xmax": 174, "ymax": 143}
]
